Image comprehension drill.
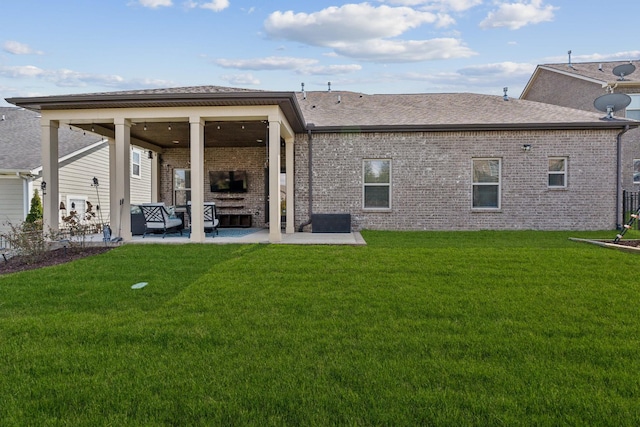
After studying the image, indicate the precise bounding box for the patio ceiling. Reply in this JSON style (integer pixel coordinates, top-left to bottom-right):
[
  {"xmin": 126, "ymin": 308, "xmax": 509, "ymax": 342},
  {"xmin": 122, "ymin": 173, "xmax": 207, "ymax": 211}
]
[{"xmin": 74, "ymin": 119, "xmax": 270, "ymax": 149}]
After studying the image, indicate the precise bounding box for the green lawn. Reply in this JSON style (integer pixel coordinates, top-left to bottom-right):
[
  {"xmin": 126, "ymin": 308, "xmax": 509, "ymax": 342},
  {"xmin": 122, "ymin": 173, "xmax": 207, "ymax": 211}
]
[{"xmin": 1, "ymin": 230, "xmax": 639, "ymax": 426}]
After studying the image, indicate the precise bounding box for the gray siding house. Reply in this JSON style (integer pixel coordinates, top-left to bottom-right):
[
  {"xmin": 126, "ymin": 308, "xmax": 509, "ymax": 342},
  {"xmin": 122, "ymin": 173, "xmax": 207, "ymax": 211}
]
[
  {"xmin": 0, "ymin": 107, "xmax": 152, "ymax": 234},
  {"xmin": 6, "ymin": 86, "xmax": 637, "ymax": 242}
]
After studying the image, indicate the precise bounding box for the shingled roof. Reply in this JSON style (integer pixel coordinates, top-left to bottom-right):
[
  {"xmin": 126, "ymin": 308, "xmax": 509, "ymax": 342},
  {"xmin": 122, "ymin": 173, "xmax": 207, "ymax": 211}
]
[
  {"xmin": 0, "ymin": 107, "xmax": 103, "ymax": 171},
  {"xmin": 6, "ymin": 86, "xmax": 637, "ymax": 136},
  {"xmin": 297, "ymin": 91, "xmax": 633, "ymax": 131},
  {"xmin": 539, "ymin": 61, "xmax": 640, "ymax": 84}
]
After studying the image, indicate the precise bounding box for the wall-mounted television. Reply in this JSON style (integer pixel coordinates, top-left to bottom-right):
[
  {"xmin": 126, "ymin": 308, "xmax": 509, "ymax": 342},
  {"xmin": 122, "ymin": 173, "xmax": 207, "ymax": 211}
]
[{"xmin": 209, "ymin": 170, "xmax": 248, "ymax": 193}]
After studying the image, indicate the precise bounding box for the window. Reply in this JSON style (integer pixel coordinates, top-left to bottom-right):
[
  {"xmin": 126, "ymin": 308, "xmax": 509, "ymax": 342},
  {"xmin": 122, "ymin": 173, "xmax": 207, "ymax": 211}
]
[
  {"xmin": 627, "ymin": 95, "xmax": 640, "ymax": 120},
  {"xmin": 548, "ymin": 157, "xmax": 567, "ymax": 188},
  {"xmin": 174, "ymin": 168, "xmax": 191, "ymax": 205},
  {"xmin": 363, "ymin": 159, "xmax": 391, "ymax": 209},
  {"xmin": 634, "ymin": 159, "xmax": 640, "ymax": 184},
  {"xmin": 472, "ymin": 158, "xmax": 501, "ymax": 209},
  {"xmin": 131, "ymin": 148, "xmax": 141, "ymax": 178}
]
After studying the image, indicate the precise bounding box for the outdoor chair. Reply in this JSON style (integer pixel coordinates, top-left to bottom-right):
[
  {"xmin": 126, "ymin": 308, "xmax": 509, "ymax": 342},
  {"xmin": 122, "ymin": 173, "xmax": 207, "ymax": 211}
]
[
  {"xmin": 186, "ymin": 201, "xmax": 219, "ymax": 236},
  {"xmin": 139, "ymin": 203, "xmax": 183, "ymax": 238}
]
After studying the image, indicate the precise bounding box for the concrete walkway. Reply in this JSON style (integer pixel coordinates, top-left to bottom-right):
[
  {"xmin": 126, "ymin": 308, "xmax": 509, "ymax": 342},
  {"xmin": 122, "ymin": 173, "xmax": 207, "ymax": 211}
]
[{"xmin": 127, "ymin": 228, "xmax": 367, "ymax": 246}]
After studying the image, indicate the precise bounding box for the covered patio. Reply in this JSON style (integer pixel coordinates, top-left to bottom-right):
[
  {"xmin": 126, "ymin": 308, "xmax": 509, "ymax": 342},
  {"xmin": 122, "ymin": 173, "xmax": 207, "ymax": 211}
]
[{"xmin": 9, "ymin": 88, "xmax": 306, "ymax": 243}]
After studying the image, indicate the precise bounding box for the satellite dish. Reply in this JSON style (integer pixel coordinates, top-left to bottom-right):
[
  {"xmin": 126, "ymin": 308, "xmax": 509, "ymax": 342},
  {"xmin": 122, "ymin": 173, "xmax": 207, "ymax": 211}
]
[
  {"xmin": 594, "ymin": 93, "xmax": 632, "ymax": 119},
  {"xmin": 612, "ymin": 63, "xmax": 636, "ymax": 81}
]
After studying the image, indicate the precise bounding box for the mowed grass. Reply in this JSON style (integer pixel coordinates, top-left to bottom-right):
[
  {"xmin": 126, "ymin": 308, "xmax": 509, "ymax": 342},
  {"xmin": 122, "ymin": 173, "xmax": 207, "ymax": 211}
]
[{"xmin": 1, "ymin": 230, "xmax": 639, "ymax": 426}]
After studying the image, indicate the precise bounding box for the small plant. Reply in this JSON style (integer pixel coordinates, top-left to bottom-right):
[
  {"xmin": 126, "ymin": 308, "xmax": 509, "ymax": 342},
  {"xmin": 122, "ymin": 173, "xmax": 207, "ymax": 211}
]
[
  {"xmin": 61, "ymin": 201, "xmax": 98, "ymax": 247},
  {"xmin": 1, "ymin": 220, "xmax": 48, "ymax": 264},
  {"xmin": 25, "ymin": 189, "xmax": 43, "ymax": 225}
]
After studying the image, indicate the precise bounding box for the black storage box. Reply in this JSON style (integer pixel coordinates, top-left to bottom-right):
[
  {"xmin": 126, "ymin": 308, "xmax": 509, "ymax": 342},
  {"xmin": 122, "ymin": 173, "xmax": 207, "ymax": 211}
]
[{"xmin": 311, "ymin": 214, "xmax": 351, "ymax": 233}]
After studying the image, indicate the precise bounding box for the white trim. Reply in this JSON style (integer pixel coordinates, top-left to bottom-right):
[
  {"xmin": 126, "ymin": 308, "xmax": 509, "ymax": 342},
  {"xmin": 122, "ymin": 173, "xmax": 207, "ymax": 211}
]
[
  {"xmin": 362, "ymin": 159, "xmax": 392, "ymax": 210},
  {"xmin": 472, "ymin": 158, "xmax": 501, "ymax": 210},
  {"xmin": 131, "ymin": 147, "xmax": 142, "ymax": 179},
  {"xmin": 548, "ymin": 157, "xmax": 568, "ymax": 189}
]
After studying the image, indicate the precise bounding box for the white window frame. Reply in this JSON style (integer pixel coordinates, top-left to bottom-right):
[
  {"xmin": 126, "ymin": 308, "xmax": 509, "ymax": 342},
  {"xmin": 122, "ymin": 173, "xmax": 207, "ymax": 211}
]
[
  {"xmin": 363, "ymin": 159, "xmax": 392, "ymax": 210},
  {"xmin": 626, "ymin": 94, "xmax": 640, "ymax": 120},
  {"xmin": 131, "ymin": 148, "xmax": 142, "ymax": 179},
  {"xmin": 174, "ymin": 168, "xmax": 191, "ymax": 205},
  {"xmin": 548, "ymin": 157, "xmax": 568, "ymax": 189},
  {"xmin": 472, "ymin": 158, "xmax": 501, "ymax": 209},
  {"xmin": 633, "ymin": 159, "xmax": 640, "ymax": 185}
]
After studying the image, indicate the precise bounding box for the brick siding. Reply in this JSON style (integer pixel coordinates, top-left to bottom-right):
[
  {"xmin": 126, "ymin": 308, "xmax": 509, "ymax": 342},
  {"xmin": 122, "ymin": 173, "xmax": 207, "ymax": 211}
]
[{"xmin": 295, "ymin": 129, "xmax": 620, "ymax": 231}]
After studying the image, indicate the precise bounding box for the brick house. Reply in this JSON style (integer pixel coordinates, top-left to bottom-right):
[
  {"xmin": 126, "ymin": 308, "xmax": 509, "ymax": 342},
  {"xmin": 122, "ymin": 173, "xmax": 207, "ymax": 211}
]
[
  {"xmin": 6, "ymin": 86, "xmax": 637, "ymax": 242},
  {"xmin": 521, "ymin": 60, "xmax": 640, "ymax": 191}
]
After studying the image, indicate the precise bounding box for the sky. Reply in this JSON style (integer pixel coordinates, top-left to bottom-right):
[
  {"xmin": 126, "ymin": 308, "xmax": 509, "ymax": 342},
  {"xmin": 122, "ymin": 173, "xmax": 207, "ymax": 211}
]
[{"xmin": 1, "ymin": 0, "xmax": 639, "ymax": 107}]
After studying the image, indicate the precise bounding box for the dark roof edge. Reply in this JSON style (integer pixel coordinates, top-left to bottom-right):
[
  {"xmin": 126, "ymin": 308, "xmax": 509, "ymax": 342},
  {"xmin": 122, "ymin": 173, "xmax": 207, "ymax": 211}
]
[
  {"xmin": 306, "ymin": 121, "xmax": 639, "ymax": 133},
  {"xmin": 6, "ymin": 91, "xmax": 307, "ymax": 133}
]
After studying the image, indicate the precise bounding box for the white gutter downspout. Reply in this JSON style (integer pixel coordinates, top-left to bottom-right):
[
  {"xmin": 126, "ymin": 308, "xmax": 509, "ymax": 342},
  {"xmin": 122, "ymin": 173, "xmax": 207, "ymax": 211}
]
[
  {"xmin": 616, "ymin": 125, "xmax": 631, "ymax": 229},
  {"xmin": 18, "ymin": 172, "xmax": 34, "ymax": 219}
]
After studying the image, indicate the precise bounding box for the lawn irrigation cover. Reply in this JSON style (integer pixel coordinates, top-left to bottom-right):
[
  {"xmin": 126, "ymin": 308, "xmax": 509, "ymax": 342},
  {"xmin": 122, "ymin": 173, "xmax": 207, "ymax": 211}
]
[{"xmin": 131, "ymin": 282, "xmax": 148, "ymax": 289}]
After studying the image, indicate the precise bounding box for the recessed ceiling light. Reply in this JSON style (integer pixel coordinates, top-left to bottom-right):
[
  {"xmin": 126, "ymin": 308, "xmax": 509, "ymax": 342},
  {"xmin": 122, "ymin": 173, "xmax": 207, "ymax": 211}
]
[{"xmin": 172, "ymin": 140, "xmax": 180, "ymax": 144}]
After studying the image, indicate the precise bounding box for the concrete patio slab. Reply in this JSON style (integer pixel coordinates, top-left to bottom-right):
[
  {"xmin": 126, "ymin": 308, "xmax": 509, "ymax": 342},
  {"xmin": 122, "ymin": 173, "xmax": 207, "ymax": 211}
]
[{"xmin": 126, "ymin": 228, "xmax": 366, "ymax": 245}]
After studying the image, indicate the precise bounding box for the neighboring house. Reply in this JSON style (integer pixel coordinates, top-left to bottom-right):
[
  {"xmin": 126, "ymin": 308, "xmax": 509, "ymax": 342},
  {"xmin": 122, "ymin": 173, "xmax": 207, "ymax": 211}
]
[
  {"xmin": 0, "ymin": 107, "xmax": 152, "ymax": 235},
  {"xmin": 6, "ymin": 86, "xmax": 637, "ymax": 243},
  {"xmin": 521, "ymin": 60, "xmax": 640, "ymax": 191}
]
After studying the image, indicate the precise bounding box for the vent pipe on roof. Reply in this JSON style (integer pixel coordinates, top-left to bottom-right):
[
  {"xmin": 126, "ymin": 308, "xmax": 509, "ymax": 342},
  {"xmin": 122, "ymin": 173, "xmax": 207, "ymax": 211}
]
[
  {"xmin": 1, "ymin": 114, "xmax": 5, "ymax": 121},
  {"xmin": 328, "ymin": 81, "xmax": 331, "ymax": 92},
  {"xmin": 337, "ymin": 95, "xmax": 341, "ymax": 104},
  {"xmin": 301, "ymin": 82, "xmax": 306, "ymax": 100},
  {"xmin": 568, "ymin": 50, "xmax": 573, "ymax": 68},
  {"xmin": 503, "ymin": 87, "xmax": 509, "ymax": 101},
  {"xmin": 599, "ymin": 64, "xmax": 603, "ymax": 72}
]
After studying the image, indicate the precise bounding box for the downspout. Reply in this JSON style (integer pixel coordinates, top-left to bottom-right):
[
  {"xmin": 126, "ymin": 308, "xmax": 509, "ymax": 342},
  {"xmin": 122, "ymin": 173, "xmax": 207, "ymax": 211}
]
[
  {"xmin": 297, "ymin": 128, "xmax": 314, "ymax": 231},
  {"xmin": 19, "ymin": 172, "xmax": 33, "ymax": 219},
  {"xmin": 616, "ymin": 125, "xmax": 630, "ymax": 229}
]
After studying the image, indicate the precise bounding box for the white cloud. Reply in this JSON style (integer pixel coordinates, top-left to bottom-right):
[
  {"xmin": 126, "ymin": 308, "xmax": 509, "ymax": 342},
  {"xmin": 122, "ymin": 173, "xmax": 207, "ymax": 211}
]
[
  {"xmin": 0, "ymin": 64, "xmax": 172, "ymax": 89},
  {"xmin": 220, "ymin": 73, "xmax": 261, "ymax": 86},
  {"xmin": 0, "ymin": 65, "xmax": 45, "ymax": 78},
  {"xmin": 215, "ymin": 56, "xmax": 319, "ymax": 71},
  {"xmin": 265, "ymin": 4, "xmax": 447, "ymax": 46},
  {"xmin": 480, "ymin": 0, "xmax": 557, "ymax": 30},
  {"xmin": 333, "ymin": 38, "xmax": 476, "ymax": 63},
  {"xmin": 297, "ymin": 64, "xmax": 362, "ymax": 75},
  {"xmin": 544, "ymin": 50, "xmax": 640, "ymax": 63},
  {"xmin": 457, "ymin": 61, "xmax": 536, "ymax": 77},
  {"xmin": 264, "ymin": 3, "xmax": 474, "ymax": 63},
  {"xmin": 198, "ymin": 0, "xmax": 229, "ymax": 12},
  {"xmin": 3, "ymin": 41, "xmax": 44, "ymax": 55},
  {"xmin": 215, "ymin": 56, "xmax": 362, "ymax": 76},
  {"xmin": 380, "ymin": 0, "xmax": 483, "ymax": 12},
  {"xmin": 138, "ymin": 0, "xmax": 172, "ymax": 8}
]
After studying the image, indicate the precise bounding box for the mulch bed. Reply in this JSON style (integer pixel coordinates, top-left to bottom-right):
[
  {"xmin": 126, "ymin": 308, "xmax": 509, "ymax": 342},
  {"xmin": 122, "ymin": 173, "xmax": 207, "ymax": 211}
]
[
  {"xmin": 0, "ymin": 246, "xmax": 113, "ymax": 276},
  {"xmin": 607, "ymin": 240, "xmax": 640, "ymax": 247}
]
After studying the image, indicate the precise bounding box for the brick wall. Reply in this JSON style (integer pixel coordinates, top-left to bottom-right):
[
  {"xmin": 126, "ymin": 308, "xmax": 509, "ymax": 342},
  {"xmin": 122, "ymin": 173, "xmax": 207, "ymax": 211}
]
[
  {"xmin": 523, "ymin": 69, "xmax": 640, "ymax": 192},
  {"xmin": 159, "ymin": 147, "xmax": 269, "ymax": 227},
  {"xmin": 295, "ymin": 129, "xmax": 620, "ymax": 231}
]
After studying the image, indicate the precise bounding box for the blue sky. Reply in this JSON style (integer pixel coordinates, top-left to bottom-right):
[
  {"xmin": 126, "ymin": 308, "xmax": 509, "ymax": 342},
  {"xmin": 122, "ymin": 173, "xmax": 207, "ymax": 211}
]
[{"xmin": 1, "ymin": 0, "xmax": 639, "ymax": 106}]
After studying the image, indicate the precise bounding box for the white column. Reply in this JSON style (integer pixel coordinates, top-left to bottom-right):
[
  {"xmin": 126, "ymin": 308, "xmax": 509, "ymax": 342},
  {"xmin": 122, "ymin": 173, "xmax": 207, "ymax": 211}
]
[
  {"xmin": 285, "ymin": 137, "xmax": 295, "ymax": 234},
  {"xmin": 190, "ymin": 117, "xmax": 205, "ymax": 243},
  {"xmin": 151, "ymin": 151, "xmax": 159, "ymax": 203},
  {"xmin": 113, "ymin": 119, "xmax": 132, "ymax": 241},
  {"xmin": 108, "ymin": 139, "xmax": 117, "ymax": 234},
  {"xmin": 41, "ymin": 120, "xmax": 59, "ymax": 233},
  {"xmin": 269, "ymin": 120, "xmax": 282, "ymax": 242}
]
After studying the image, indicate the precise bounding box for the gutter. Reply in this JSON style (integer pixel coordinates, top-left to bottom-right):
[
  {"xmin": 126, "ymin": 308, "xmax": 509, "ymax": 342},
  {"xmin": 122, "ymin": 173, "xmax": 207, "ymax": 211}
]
[
  {"xmin": 616, "ymin": 125, "xmax": 631, "ymax": 229},
  {"xmin": 305, "ymin": 120, "xmax": 638, "ymax": 134},
  {"xmin": 297, "ymin": 127, "xmax": 314, "ymax": 232}
]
